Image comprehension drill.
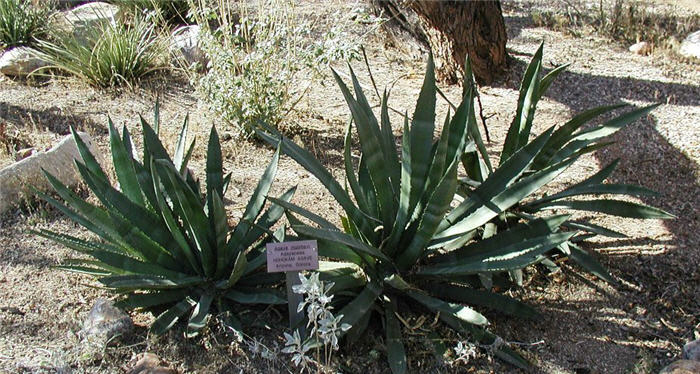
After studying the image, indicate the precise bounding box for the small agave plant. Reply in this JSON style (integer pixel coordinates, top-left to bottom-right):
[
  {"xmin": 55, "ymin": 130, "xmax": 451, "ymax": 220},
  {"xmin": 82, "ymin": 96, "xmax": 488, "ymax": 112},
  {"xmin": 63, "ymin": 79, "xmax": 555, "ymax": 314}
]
[
  {"xmin": 257, "ymin": 45, "xmax": 673, "ymax": 372},
  {"xmin": 34, "ymin": 104, "xmax": 293, "ymax": 337}
]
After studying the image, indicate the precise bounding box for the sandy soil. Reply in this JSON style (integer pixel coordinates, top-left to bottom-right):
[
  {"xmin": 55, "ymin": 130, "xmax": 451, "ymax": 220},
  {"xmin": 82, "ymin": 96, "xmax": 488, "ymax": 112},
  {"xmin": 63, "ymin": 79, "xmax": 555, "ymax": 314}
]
[{"xmin": 0, "ymin": 1, "xmax": 698, "ymax": 373}]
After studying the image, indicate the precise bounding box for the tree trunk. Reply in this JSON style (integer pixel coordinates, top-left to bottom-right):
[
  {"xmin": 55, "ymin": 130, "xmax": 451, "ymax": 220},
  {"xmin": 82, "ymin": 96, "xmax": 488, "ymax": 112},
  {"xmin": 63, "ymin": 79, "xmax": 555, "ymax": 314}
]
[{"xmin": 371, "ymin": 0, "xmax": 507, "ymax": 85}]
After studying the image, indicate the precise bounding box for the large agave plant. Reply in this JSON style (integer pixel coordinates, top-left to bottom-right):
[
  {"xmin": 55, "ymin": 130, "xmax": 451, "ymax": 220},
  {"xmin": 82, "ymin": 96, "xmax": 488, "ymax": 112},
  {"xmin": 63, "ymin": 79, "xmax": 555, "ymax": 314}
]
[
  {"xmin": 440, "ymin": 44, "xmax": 674, "ymax": 288},
  {"xmin": 257, "ymin": 58, "xmax": 530, "ymax": 371},
  {"xmin": 258, "ymin": 46, "xmax": 673, "ymax": 372},
  {"xmin": 34, "ymin": 105, "xmax": 293, "ymax": 337}
]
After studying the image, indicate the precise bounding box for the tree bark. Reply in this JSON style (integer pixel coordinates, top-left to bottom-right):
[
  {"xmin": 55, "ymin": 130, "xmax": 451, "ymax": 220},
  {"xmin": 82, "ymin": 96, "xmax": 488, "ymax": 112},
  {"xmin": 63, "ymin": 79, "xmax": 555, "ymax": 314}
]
[{"xmin": 371, "ymin": 0, "xmax": 508, "ymax": 85}]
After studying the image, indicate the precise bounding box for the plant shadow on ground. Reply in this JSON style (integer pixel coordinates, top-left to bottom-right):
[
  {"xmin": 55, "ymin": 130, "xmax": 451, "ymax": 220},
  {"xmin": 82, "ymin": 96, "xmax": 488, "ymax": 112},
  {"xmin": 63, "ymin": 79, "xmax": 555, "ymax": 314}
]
[
  {"xmin": 0, "ymin": 102, "xmax": 106, "ymax": 137},
  {"xmin": 489, "ymin": 51, "xmax": 699, "ymax": 372}
]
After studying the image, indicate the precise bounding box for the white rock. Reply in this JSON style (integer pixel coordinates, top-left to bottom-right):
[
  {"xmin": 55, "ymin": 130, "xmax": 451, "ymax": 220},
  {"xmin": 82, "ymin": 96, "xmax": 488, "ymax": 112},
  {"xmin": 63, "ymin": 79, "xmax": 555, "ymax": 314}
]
[
  {"xmin": 679, "ymin": 30, "xmax": 700, "ymax": 59},
  {"xmin": 170, "ymin": 25, "xmax": 208, "ymax": 68},
  {"xmin": 629, "ymin": 41, "xmax": 652, "ymax": 55},
  {"xmin": 682, "ymin": 339, "xmax": 700, "ymax": 361},
  {"xmin": 0, "ymin": 132, "xmax": 96, "ymax": 214},
  {"xmin": 0, "ymin": 47, "xmax": 48, "ymax": 77},
  {"xmin": 52, "ymin": 2, "xmax": 121, "ymax": 37}
]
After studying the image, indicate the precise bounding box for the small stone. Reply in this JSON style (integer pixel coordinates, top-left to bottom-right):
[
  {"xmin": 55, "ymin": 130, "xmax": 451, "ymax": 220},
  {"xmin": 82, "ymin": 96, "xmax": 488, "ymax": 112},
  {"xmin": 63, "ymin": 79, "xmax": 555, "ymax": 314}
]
[
  {"xmin": 170, "ymin": 25, "xmax": 208, "ymax": 69},
  {"xmin": 659, "ymin": 360, "xmax": 700, "ymax": 374},
  {"xmin": 81, "ymin": 299, "xmax": 133, "ymax": 342},
  {"xmin": 0, "ymin": 47, "xmax": 48, "ymax": 77},
  {"xmin": 679, "ymin": 30, "xmax": 700, "ymax": 59},
  {"xmin": 682, "ymin": 339, "xmax": 700, "ymax": 361},
  {"xmin": 126, "ymin": 353, "xmax": 178, "ymax": 374},
  {"xmin": 629, "ymin": 41, "xmax": 652, "ymax": 56}
]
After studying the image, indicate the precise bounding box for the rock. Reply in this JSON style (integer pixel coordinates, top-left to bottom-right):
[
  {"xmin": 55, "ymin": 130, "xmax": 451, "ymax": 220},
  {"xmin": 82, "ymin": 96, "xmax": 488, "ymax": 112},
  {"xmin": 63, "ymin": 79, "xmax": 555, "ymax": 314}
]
[
  {"xmin": 659, "ymin": 360, "xmax": 700, "ymax": 374},
  {"xmin": 679, "ymin": 30, "xmax": 700, "ymax": 59},
  {"xmin": 0, "ymin": 47, "xmax": 49, "ymax": 77},
  {"xmin": 126, "ymin": 353, "xmax": 178, "ymax": 374},
  {"xmin": 629, "ymin": 41, "xmax": 652, "ymax": 56},
  {"xmin": 170, "ymin": 25, "xmax": 208, "ymax": 68},
  {"xmin": 52, "ymin": 2, "xmax": 121, "ymax": 38},
  {"xmin": 682, "ymin": 339, "xmax": 700, "ymax": 361},
  {"xmin": 81, "ymin": 299, "xmax": 133, "ymax": 342},
  {"xmin": 0, "ymin": 132, "xmax": 96, "ymax": 214}
]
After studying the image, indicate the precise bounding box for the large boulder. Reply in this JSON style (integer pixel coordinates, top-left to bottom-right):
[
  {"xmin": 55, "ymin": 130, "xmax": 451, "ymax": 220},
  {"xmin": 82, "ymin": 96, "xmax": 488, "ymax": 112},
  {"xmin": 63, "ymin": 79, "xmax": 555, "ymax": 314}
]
[
  {"xmin": 170, "ymin": 25, "xmax": 208, "ymax": 69},
  {"xmin": 679, "ymin": 30, "xmax": 700, "ymax": 59},
  {"xmin": 0, "ymin": 47, "xmax": 48, "ymax": 77},
  {"xmin": 0, "ymin": 132, "xmax": 95, "ymax": 214},
  {"xmin": 52, "ymin": 2, "xmax": 121, "ymax": 38}
]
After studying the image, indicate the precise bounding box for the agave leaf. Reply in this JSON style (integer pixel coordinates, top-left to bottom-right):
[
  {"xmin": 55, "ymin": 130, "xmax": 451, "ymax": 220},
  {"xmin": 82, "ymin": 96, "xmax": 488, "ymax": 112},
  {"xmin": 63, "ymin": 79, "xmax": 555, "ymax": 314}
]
[
  {"xmin": 386, "ymin": 114, "xmax": 413, "ymax": 251},
  {"xmin": 419, "ymin": 231, "xmax": 575, "ymax": 276},
  {"xmin": 227, "ymin": 144, "xmax": 279, "ymax": 254},
  {"xmin": 122, "ymin": 125, "xmax": 134, "ymax": 159},
  {"xmin": 500, "ymin": 43, "xmax": 543, "ymax": 165},
  {"xmin": 333, "ymin": 67, "xmax": 395, "ymax": 228},
  {"xmin": 108, "ymin": 119, "xmax": 144, "ymax": 205},
  {"xmin": 210, "ymin": 192, "xmax": 228, "ymax": 254},
  {"xmin": 206, "ymin": 127, "xmax": 224, "ymax": 209},
  {"xmin": 380, "ymin": 89, "xmax": 401, "ymax": 190},
  {"xmin": 571, "ymin": 159, "xmax": 620, "ymax": 187},
  {"xmin": 338, "ymin": 282, "xmax": 382, "ymax": 333},
  {"xmin": 563, "ymin": 221, "xmax": 626, "ymax": 238},
  {"xmin": 186, "ymin": 293, "xmax": 214, "ymax": 337},
  {"xmin": 357, "ymin": 154, "xmax": 380, "ymax": 224},
  {"xmin": 432, "ymin": 215, "xmax": 569, "ymax": 264},
  {"xmin": 32, "ymin": 228, "xmax": 121, "ymax": 255},
  {"xmin": 344, "ymin": 119, "xmax": 373, "ymax": 217},
  {"xmin": 151, "ymin": 298, "xmax": 195, "ymax": 335},
  {"xmin": 173, "ymin": 114, "xmax": 190, "ymax": 172},
  {"xmin": 385, "ymin": 298, "xmax": 407, "ymax": 374},
  {"xmin": 156, "ymin": 160, "xmax": 216, "ymax": 275},
  {"xmin": 533, "ymin": 199, "xmax": 674, "ymax": 219},
  {"xmin": 255, "ymin": 126, "xmax": 372, "ymax": 237},
  {"xmin": 533, "ymin": 105, "xmax": 627, "ymax": 170},
  {"xmin": 224, "ymin": 289, "xmax": 286, "ymax": 304},
  {"xmin": 70, "ymin": 125, "xmax": 109, "ymax": 183},
  {"xmin": 526, "ymin": 183, "xmax": 658, "ymax": 208},
  {"xmin": 537, "ymin": 63, "xmax": 569, "ymax": 100},
  {"xmin": 318, "ymin": 262, "xmax": 366, "ymax": 293},
  {"xmin": 424, "ymin": 283, "xmax": 538, "ymax": 319},
  {"xmin": 292, "ymin": 225, "xmax": 392, "ymax": 264},
  {"xmin": 239, "ymin": 187, "xmax": 297, "ymax": 248},
  {"xmin": 386, "ymin": 274, "xmax": 488, "ymax": 326},
  {"xmin": 53, "ymin": 265, "xmax": 112, "ymax": 276},
  {"xmin": 268, "ymin": 196, "xmax": 335, "ymax": 229},
  {"xmin": 99, "ymin": 274, "xmax": 202, "ymax": 290},
  {"xmin": 151, "ymin": 165, "xmax": 202, "ymax": 274},
  {"xmin": 116, "ymin": 289, "xmax": 191, "ymax": 310},
  {"xmin": 89, "ymin": 249, "xmax": 187, "ymax": 279},
  {"xmin": 435, "ymin": 127, "xmax": 556, "ymax": 242},
  {"xmin": 397, "ymin": 161, "xmax": 458, "ymax": 270},
  {"xmin": 567, "ymin": 242, "xmax": 616, "ymax": 284},
  {"xmin": 222, "ymin": 251, "xmax": 247, "ymax": 289}
]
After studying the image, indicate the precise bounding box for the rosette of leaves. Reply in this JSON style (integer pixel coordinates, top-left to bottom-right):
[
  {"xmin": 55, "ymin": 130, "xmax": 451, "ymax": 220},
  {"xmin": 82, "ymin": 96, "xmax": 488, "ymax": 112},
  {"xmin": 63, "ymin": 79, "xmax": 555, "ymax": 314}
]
[
  {"xmin": 34, "ymin": 106, "xmax": 293, "ymax": 337},
  {"xmin": 257, "ymin": 58, "xmax": 534, "ymax": 371},
  {"xmin": 434, "ymin": 43, "xmax": 675, "ymax": 289}
]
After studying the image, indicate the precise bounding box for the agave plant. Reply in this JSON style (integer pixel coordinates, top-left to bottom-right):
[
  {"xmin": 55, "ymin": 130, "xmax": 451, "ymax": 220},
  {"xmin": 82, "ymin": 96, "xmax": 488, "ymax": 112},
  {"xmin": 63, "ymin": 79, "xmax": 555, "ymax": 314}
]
[
  {"xmin": 257, "ymin": 46, "xmax": 673, "ymax": 372},
  {"xmin": 257, "ymin": 58, "xmax": 532, "ymax": 371},
  {"xmin": 34, "ymin": 105, "xmax": 293, "ymax": 337},
  {"xmin": 444, "ymin": 43, "xmax": 674, "ymax": 288}
]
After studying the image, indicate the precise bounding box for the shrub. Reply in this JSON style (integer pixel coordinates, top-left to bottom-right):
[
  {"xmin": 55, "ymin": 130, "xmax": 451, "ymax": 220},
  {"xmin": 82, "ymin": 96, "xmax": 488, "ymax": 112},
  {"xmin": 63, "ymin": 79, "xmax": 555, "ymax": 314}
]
[
  {"xmin": 110, "ymin": 0, "xmax": 190, "ymax": 25},
  {"xmin": 34, "ymin": 16, "xmax": 164, "ymax": 88},
  {"xmin": 257, "ymin": 46, "xmax": 672, "ymax": 372},
  {"xmin": 34, "ymin": 105, "xmax": 294, "ymax": 337},
  {"xmin": 0, "ymin": 0, "xmax": 53, "ymax": 48},
  {"xmin": 191, "ymin": 0, "xmax": 365, "ymax": 139}
]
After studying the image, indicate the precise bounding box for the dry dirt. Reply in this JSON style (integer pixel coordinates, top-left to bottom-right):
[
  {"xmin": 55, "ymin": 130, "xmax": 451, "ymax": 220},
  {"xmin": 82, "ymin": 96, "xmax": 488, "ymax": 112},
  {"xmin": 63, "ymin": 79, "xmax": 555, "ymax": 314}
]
[{"xmin": 0, "ymin": 1, "xmax": 698, "ymax": 373}]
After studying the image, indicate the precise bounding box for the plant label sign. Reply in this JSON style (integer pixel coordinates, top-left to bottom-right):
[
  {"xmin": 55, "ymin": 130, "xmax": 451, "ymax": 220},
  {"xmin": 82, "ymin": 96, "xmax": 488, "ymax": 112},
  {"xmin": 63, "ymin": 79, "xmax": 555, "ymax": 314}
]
[{"xmin": 266, "ymin": 240, "xmax": 318, "ymax": 273}]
